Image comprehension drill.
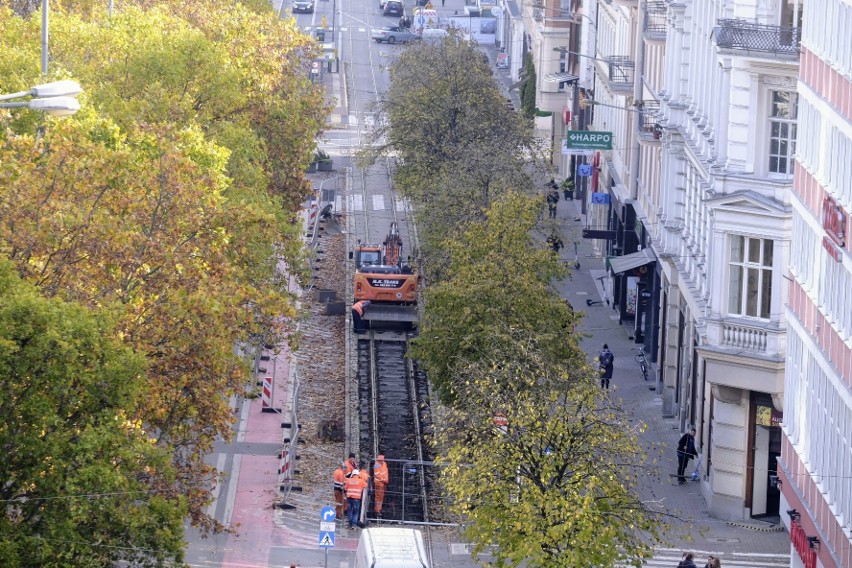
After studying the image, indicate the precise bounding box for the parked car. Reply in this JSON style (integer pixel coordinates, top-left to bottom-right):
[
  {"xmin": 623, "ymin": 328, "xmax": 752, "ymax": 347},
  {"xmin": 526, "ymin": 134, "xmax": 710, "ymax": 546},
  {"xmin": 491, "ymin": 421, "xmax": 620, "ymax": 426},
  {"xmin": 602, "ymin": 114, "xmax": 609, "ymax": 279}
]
[
  {"xmin": 420, "ymin": 28, "xmax": 449, "ymax": 44},
  {"xmin": 379, "ymin": 0, "xmax": 389, "ymax": 8},
  {"xmin": 383, "ymin": 0, "xmax": 404, "ymax": 16},
  {"xmin": 372, "ymin": 26, "xmax": 420, "ymax": 43},
  {"xmin": 292, "ymin": 0, "xmax": 314, "ymax": 12}
]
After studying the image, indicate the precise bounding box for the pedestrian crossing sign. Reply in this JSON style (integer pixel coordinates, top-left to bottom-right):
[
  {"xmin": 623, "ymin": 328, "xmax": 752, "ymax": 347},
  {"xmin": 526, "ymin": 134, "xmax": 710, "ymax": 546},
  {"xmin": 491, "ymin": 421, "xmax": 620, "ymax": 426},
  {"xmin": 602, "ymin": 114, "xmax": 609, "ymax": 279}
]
[{"xmin": 319, "ymin": 531, "xmax": 335, "ymax": 548}]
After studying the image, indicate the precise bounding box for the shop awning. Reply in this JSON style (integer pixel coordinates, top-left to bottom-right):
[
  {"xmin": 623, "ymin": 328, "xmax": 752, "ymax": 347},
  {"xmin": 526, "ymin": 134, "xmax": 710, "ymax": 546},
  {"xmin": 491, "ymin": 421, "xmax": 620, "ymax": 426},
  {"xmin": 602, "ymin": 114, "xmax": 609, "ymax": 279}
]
[{"xmin": 608, "ymin": 249, "xmax": 656, "ymax": 274}]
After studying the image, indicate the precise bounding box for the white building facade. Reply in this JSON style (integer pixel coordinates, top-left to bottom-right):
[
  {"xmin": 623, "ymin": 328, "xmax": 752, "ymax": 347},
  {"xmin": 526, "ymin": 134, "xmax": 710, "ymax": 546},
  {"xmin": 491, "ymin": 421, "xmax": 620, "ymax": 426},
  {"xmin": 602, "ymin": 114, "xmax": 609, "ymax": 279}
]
[
  {"xmin": 779, "ymin": 1, "xmax": 852, "ymax": 567},
  {"xmin": 653, "ymin": 0, "xmax": 801, "ymax": 521}
]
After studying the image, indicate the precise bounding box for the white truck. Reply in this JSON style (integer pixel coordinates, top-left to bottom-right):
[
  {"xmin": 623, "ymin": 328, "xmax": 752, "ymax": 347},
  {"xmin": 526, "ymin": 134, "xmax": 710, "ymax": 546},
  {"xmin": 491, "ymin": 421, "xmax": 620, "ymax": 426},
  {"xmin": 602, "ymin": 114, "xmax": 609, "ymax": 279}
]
[{"xmin": 353, "ymin": 527, "xmax": 430, "ymax": 568}]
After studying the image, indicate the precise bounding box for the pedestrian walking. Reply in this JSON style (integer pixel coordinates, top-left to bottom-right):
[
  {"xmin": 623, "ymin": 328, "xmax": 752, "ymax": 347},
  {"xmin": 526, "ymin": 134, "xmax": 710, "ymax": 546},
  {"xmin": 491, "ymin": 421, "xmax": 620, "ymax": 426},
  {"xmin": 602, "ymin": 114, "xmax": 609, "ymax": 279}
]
[
  {"xmin": 441, "ymin": 0, "xmax": 445, "ymax": 6},
  {"xmin": 333, "ymin": 461, "xmax": 347, "ymax": 519},
  {"xmin": 351, "ymin": 300, "xmax": 371, "ymax": 334},
  {"xmin": 703, "ymin": 555, "xmax": 721, "ymax": 568},
  {"xmin": 676, "ymin": 427, "xmax": 698, "ymax": 484},
  {"xmin": 373, "ymin": 455, "xmax": 389, "ymax": 516},
  {"xmin": 598, "ymin": 343, "xmax": 614, "ymax": 389},
  {"xmin": 345, "ymin": 452, "xmax": 358, "ymax": 475},
  {"xmin": 546, "ymin": 184, "xmax": 560, "ymax": 219},
  {"xmin": 677, "ymin": 552, "xmax": 698, "ymax": 568},
  {"xmin": 345, "ymin": 469, "xmax": 367, "ymax": 529}
]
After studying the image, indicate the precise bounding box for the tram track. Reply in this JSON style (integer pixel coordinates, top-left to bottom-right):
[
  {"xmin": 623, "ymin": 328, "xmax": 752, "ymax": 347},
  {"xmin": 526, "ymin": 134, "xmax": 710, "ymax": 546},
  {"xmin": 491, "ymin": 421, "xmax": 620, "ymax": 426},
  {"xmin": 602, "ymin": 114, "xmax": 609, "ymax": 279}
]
[{"xmin": 338, "ymin": 1, "xmax": 435, "ymax": 545}]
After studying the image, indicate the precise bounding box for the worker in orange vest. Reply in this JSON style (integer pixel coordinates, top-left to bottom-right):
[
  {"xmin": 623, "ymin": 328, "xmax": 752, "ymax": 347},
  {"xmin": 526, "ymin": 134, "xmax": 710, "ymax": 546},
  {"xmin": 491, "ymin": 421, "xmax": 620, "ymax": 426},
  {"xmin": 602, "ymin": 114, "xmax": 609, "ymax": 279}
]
[
  {"xmin": 333, "ymin": 461, "xmax": 347, "ymax": 519},
  {"xmin": 344, "ymin": 452, "xmax": 358, "ymax": 476},
  {"xmin": 351, "ymin": 300, "xmax": 371, "ymax": 334},
  {"xmin": 345, "ymin": 469, "xmax": 367, "ymax": 529},
  {"xmin": 372, "ymin": 455, "xmax": 389, "ymax": 516}
]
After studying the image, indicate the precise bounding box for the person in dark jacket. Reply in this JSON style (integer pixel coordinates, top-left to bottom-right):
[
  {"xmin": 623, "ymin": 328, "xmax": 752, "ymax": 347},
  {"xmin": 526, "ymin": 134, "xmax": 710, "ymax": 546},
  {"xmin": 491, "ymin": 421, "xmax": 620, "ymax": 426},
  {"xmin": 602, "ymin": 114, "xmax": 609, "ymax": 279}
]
[
  {"xmin": 676, "ymin": 428, "xmax": 697, "ymax": 484},
  {"xmin": 677, "ymin": 552, "xmax": 698, "ymax": 568},
  {"xmin": 598, "ymin": 344, "xmax": 614, "ymax": 389}
]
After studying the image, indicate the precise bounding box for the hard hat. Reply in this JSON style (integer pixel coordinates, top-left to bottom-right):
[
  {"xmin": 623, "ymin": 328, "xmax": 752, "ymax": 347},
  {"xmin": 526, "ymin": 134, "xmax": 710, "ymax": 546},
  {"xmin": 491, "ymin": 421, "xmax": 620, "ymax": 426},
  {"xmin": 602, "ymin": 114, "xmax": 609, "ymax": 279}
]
[
  {"xmin": 352, "ymin": 469, "xmax": 360, "ymax": 476},
  {"xmin": 377, "ymin": 455, "xmax": 385, "ymax": 461}
]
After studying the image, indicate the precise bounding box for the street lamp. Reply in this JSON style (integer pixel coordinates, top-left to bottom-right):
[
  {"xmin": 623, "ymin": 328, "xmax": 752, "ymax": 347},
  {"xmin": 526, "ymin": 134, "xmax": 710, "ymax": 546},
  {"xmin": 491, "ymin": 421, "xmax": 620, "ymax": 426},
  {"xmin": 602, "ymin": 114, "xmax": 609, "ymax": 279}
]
[{"xmin": 0, "ymin": 80, "xmax": 83, "ymax": 117}]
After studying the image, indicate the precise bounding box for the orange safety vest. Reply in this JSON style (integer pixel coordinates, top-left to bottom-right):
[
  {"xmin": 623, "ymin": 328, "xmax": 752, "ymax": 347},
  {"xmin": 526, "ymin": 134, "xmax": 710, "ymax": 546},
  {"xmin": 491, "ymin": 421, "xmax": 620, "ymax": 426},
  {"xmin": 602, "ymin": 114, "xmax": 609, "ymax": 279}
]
[
  {"xmin": 345, "ymin": 475, "xmax": 366, "ymax": 499},
  {"xmin": 352, "ymin": 301, "xmax": 367, "ymax": 317},
  {"xmin": 373, "ymin": 461, "xmax": 389, "ymax": 484},
  {"xmin": 333, "ymin": 467, "xmax": 346, "ymax": 491},
  {"xmin": 359, "ymin": 469, "xmax": 370, "ymax": 484}
]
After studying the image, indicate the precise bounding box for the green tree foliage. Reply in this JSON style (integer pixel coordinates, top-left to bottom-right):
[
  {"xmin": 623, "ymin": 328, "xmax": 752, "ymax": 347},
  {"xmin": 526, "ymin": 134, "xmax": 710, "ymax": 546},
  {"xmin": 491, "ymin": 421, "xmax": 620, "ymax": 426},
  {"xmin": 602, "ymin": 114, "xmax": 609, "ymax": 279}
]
[
  {"xmin": 0, "ymin": 259, "xmax": 186, "ymax": 567},
  {"xmin": 0, "ymin": 1, "xmax": 324, "ymax": 532},
  {"xmin": 410, "ymin": 192, "xmax": 581, "ymax": 404},
  {"xmin": 520, "ymin": 52, "xmax": 536, "ymax": 120},
  {"xmin": 375, "ymin": 33, "xmax": 539, "ymax": 279},
  {"xmin": 436, "ymin": 336, "xmax": 664, "ymax": 568}
]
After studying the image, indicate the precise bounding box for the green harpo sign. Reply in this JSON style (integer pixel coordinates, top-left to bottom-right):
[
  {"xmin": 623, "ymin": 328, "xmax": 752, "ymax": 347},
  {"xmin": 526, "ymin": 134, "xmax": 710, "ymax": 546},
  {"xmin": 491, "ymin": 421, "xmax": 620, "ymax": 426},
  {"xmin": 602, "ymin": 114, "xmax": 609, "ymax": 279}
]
[{"xmin": 565, "ymin": 130, "xmax": 613, "ymax": 150}]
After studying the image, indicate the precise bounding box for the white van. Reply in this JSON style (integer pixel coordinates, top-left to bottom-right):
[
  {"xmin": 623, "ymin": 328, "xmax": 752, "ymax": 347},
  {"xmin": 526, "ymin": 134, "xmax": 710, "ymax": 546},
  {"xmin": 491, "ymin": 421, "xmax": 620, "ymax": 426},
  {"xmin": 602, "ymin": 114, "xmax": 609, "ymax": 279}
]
[
  {"xmin": 353, "ymin": 527, "xmax": 430, "ymax": 568},
  {"xmin": 420, "ymin": 28, "xmax": 449, "ymax": 44}
]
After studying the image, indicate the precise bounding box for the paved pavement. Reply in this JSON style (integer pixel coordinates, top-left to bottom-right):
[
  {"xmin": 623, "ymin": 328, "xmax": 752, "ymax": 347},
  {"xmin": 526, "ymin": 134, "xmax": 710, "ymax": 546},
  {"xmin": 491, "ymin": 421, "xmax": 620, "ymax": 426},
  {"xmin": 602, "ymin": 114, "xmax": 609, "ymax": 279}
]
[{"xmin": 549, "ymin": 197, "xmax": 792, "ymax": 566}]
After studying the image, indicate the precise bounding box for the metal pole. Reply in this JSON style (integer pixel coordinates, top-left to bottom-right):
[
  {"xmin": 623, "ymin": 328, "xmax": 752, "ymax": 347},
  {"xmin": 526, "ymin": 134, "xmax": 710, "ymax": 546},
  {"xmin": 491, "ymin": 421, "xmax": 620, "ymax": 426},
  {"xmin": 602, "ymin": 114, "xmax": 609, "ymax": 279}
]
[
  {"xmin": 324, "ymin": 548, "xmax": 328, "ymax": 568},
  {"xmin": 41, "ymin": 0, "xmax": 49, "ymax": 77},
  {"xmin": 108, "ymin": 0, "xmax": 113, "ymax": 17}
]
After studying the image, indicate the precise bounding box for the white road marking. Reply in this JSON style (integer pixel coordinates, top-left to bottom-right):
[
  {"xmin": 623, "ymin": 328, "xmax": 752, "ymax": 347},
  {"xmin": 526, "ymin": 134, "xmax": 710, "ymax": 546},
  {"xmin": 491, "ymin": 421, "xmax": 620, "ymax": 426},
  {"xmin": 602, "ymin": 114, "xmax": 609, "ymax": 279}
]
[
  {"xmin": 335, "ymin": 195, "xmax": 342, "ymax": 212},
  {"xmin": 394, "ymin": 198, "xmax": 406, "ymax": 212},
  {"xmin": 349, "ymin": 195, "xmax": 364, "ymax": 211},
  {"xmin": 358, "ymin": 27, "xmax": 367, "ymax": 32},
  {"xmin": 372, "ymin": 194, "xmax": 385, "ymax": 210}
]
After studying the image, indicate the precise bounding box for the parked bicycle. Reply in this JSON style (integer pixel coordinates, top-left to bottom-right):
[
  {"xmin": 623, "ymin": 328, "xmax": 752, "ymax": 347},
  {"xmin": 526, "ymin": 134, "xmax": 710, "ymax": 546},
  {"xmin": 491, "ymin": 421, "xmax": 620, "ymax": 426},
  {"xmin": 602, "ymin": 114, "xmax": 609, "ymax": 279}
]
[{"xmin": 633, "ymin": 347, "xmax": 648, "ymax": 381}]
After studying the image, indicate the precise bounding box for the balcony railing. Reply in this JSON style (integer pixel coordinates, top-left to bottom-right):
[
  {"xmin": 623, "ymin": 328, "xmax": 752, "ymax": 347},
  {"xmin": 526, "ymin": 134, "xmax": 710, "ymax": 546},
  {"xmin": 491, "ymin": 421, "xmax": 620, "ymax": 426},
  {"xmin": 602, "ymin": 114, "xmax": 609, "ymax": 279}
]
[
  {"xmin": 637, "ymin": 100, "xmax": 662, "ymax": 140},
  {"xmin": 721, "ymin": 322, "xmax": 768, "ymax": 352},
  {"xmin": 643, "ymin": 1, "xmax": 667, "ymax": 40},
  {"xmin": 607, "ymin": 56, "xmax": 635, "ymax": 92},
  {"xmin": 715, "ymin": 19, "xmax": 801, "ymax": 58}
]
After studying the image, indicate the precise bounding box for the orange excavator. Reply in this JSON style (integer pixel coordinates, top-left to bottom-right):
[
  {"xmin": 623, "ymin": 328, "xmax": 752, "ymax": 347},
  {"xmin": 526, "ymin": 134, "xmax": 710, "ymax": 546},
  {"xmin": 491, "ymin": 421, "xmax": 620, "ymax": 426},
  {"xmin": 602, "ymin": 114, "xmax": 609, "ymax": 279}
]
[{"xmin": 352, "ymin": 222, "xmax": 418, "ymax": 326}]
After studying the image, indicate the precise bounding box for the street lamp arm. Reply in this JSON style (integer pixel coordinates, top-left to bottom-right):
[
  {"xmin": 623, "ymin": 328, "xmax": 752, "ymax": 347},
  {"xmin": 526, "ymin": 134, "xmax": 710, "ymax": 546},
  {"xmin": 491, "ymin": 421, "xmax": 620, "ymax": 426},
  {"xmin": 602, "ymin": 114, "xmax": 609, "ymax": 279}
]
[
  {"xmin": 552, "ymin": 47, "xmax": 611, "ymax": 65},
  {"xmin": 0, "ymin": 90, "xmax": 34, "ymax": 102},
  {"xmin": 583, "ymin": 99, "xmax": 652, "ymax": 115}
]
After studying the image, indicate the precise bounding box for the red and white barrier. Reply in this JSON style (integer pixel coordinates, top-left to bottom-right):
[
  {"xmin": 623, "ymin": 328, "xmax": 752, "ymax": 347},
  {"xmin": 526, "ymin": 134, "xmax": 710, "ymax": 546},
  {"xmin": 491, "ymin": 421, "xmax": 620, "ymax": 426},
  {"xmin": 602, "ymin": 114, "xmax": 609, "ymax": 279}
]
[
  {"xmin": 261, "ymin": 376, "xmax": 274, "ymax": 411},
  {"xmin": 278, "ymin": 447, "xmax": 293, "ymax": 495}
]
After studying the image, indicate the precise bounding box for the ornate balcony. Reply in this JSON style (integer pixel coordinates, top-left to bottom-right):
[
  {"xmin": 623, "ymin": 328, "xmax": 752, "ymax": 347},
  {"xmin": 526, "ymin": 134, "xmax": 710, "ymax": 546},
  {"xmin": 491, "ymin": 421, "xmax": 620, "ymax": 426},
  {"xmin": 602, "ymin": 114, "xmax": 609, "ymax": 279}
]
[
  {"xmin": 643, "ymin": 1, "xmax": 667, "ymax": 42},
  {"xmin": 606, "ymin": 56, "xmax": 635, "ymax": 93},
  {"xmin": 714, "ymin": 19, "xmax": 801, "ymax": 60}
]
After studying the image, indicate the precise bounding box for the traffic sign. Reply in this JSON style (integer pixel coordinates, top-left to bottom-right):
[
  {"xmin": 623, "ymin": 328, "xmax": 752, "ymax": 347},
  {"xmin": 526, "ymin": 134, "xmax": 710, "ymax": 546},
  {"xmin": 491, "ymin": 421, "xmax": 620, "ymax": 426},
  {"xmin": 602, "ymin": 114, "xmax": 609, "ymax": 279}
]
[
  {"xmin": 320, "ymin": 506, "xmax": 336, "ymax": 521},
  {"xmin": 311, "ymin": 61, "xmax": 320, "ymax": 74},
  {"xmin": 320, "ymin": 521, "xmax": 336, "ymax": 532},
  {"xmin": 564, "ymin": 130, "xmax": 613, "ymax": 150},
  {"xmin": 319, "ymin": 531, "xmax": 335, "ymax": 548}
]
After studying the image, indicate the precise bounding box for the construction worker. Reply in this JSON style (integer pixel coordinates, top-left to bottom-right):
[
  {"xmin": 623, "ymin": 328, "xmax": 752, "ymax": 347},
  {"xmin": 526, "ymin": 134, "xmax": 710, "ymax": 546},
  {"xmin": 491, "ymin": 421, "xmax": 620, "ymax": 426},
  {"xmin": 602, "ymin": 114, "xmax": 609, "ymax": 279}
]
[
  {"xmin": 333, "ymin": 461, "xmax": 347, "ymax": 520},
  {"xmin": 351, "ymin": 300, "xmax": 371, "ymax": 334},
  {"xmin": 345, "ymin": 452, "xmax": 358, "ymax": 476},
  {"xmin": 345, "ymin": 469, "xmax": 367, "ymax": 529},
  {"xmin": 373, "ymin": 455, "xmax": 389, "ymax": 516}
]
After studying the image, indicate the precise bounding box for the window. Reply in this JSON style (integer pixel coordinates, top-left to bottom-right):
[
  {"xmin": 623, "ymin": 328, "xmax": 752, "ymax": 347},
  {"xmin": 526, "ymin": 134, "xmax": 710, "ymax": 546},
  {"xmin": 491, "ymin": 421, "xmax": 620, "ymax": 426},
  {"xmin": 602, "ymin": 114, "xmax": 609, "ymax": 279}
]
[
  {"xmin": 728, "ymin": 235, "xmax": 774, "ymax": 319},
  {"xmin": 768, "ymin": 91, "xmax": 798, "ymax": 175}
]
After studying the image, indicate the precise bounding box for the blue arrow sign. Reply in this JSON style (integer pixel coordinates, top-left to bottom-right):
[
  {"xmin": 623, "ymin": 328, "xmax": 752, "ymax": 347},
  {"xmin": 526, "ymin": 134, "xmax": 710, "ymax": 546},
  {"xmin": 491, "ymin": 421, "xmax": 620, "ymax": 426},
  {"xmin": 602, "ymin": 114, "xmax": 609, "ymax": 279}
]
[
  {"xmin": 320, "ymin": 506, "xmax": 336, "ymax": 522},
  {"xmin": 319, "ymin": 531, "xmax": 336, "ymax": 548}
]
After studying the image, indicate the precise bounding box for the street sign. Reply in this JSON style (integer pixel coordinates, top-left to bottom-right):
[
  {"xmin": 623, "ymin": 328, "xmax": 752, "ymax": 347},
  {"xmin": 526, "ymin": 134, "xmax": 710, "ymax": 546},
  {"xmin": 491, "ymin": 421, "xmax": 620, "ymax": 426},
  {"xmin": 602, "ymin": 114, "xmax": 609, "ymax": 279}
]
[
  {"xmin": 320, "ymin": 521, "xmax": 336, "ymax": 532},
  {"xmin": 591, "ymin": 193, "xmax": 611, "ymax": 205},
  {"xmin": 577, "ymin": 164, "xmax": 592, "ymax": 177},
  {"xmin": 320, "ymin": 506, "xmax": 336, "ymax": 521},
  {"xmin": 319, "ymin": 531, "xmax": 335, "ymax": 548},
  {"xmin": 565, "ymin": 130, "xmax": 613, "ymax": 150}
]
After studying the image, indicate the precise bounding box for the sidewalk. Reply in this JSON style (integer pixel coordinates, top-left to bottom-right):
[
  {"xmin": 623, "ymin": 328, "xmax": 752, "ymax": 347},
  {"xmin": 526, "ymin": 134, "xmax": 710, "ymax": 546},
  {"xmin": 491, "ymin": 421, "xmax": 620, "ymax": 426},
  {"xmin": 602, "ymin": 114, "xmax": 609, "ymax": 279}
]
[{"xmin": 551, "ymin": 198, "xmax": 791, "ymax": 560}]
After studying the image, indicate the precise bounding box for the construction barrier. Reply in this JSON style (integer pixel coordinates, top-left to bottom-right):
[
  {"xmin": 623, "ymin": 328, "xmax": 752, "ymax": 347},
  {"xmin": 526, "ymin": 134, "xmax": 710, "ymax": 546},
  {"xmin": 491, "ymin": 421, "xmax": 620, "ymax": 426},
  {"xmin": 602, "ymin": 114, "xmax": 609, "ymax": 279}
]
[{"xmin": 261, "ymin": 376, "xmax": 274, "ymax": 411}]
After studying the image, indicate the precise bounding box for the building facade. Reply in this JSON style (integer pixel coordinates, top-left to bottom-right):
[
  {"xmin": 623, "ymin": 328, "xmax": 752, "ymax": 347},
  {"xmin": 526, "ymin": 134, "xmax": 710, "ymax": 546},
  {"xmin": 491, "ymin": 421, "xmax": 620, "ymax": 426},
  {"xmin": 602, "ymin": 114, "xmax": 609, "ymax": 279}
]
[{"xmin": 779, "ymin": 1, "xmax": 852, "ymax": 567}]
